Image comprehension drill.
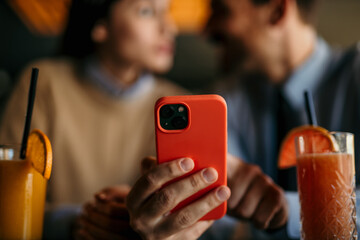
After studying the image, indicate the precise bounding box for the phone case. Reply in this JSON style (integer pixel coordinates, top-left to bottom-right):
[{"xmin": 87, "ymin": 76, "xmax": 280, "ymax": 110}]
[{"xmin": 155, "ymin": 94, "xmax": 227, "ymax": 220}]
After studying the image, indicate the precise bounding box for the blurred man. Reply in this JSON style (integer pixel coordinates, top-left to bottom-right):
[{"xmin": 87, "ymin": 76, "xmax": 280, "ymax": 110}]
[{"xmin": 206, "ymin": 0, "xmax": 360, "ymax": 239}]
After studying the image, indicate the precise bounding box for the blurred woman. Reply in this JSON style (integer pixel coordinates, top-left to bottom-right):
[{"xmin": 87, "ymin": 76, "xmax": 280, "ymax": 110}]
[{"xmin": 0, "ymin": 0, "xmax": 185, "ymax": 238}]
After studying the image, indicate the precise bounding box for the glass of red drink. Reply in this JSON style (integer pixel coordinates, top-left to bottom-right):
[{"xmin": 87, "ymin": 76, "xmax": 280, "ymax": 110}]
[{"xmin": 296, "ymin": 132, "xmax": 357, "ymax": 240}]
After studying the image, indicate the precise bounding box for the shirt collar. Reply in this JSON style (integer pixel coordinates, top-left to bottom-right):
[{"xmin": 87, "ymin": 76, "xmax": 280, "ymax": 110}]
[
  {"xmin": 281, "ymin": 38, "xmax": 331, "ymax": 109},
  {"xmin": 83, "ymin": 56, "xmax": 154, "ymax": 99}
]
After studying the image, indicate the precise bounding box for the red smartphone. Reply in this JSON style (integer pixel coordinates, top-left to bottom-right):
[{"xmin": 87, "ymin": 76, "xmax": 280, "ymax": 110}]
[{"xmin": 155, "ymin": 94, "xmax": 227, "ymax": 220}]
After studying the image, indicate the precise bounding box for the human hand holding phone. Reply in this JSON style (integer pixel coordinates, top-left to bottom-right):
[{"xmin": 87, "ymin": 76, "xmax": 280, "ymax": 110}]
[
  {"xmin": 126, "ymin": 157, "xmax": 230, "ymax": 240},
  {"xmin": 155, "ymin": 95, "xmax": 228, "ymax": 220}
]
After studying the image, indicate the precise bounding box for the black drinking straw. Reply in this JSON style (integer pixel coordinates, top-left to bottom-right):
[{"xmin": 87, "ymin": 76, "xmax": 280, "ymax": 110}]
[
  {"xmin": 20, "ymin": 68, "xmax": 39, "ymax": 159},
  {"xmin": 304, "ymin": 90, "xmax": 318, "ymax": 126}
]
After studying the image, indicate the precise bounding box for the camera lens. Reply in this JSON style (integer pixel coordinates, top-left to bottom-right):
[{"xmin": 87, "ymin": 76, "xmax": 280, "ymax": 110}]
[
  {"xmin": 160, "ymin": 105, "xmax": 174, "ymax": 119},
  {"xmin": 171, "ymin": 116, "xmax": 188, "ymax": 129}
]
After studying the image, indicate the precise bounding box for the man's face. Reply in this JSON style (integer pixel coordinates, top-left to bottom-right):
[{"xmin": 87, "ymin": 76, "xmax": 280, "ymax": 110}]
[{"xmin": 206, "ymin": 0, "xmax": 274, "ymax": 74}]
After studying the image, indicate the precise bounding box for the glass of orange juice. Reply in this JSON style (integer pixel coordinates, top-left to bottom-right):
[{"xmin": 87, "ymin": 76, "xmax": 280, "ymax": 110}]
[
  {"xmin": 295, "ymin": 132, "xmax": 357, "ymax": 239},
  {"xmin": 0, "ymin": 145, "xmax": 47, "ymax": 240}
]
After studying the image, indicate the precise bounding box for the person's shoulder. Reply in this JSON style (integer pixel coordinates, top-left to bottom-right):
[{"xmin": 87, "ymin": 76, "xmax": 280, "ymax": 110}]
[
  {"xmin": 153, "ymin": 77, "xmax": 189, "ymax": 96},
  {"xmin": 210, "ymin": 75, "xmax": 240, "ymax": 95},
  {"xmin": 21, "ymin": 57, "xmax": 77, "ymax": 77},
  {"xmin": 208, "ymin": 75, "xmax": 249, "ymax": 106},
  {"xmin": 348, "ymin": 42, "xmax": 360, "ymax": 72},
  {"xmin": 328, "ymin": 42, "xmax": 360, "ymax": 75},
  {"xmin": 17, "ymin": 57, "xmax": 79, "ymax": 89},
  {"xmin": 317, "ymin": 42, "xmax": 360, "ymax": 97}
]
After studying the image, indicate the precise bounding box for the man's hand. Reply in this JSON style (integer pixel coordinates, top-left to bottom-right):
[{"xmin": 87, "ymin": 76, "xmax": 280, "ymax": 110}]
[
  {"xmin": 74, "ymin": 185, "xmax": 141, "ymax": 240},
  {"xmin": 126, "ymin": 157, "xmax": 231, "ymax": 240},
  {"xmin": 227, "ymin": 154, "xmax": 288, "ymax": 230}
]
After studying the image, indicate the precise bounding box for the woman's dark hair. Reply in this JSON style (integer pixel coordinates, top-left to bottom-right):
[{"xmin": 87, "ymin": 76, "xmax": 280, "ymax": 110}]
[{"xmin": 60, "ymin": 0, "xmax": 118, "ymax": 58}]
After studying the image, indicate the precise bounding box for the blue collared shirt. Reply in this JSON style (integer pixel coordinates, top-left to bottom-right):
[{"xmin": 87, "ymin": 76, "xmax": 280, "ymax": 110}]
[
  {"xmin": 226, "ymin": 38, "xmax": 331, "ymax": 176},
  {"xmin": 84, "ymin": 56, "xmax": 155, "ymax": 99}
]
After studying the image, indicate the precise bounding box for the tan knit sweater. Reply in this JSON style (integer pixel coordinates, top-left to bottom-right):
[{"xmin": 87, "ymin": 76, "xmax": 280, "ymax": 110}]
[{"xmin": 0, "ymin": 58, "xmax": 186, "ymax": 206}]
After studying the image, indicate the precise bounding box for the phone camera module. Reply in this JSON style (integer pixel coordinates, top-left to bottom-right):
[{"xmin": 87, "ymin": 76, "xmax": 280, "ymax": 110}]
[
  {"xmin": 159, "ymin": 104, "xmax": 188, "ymax": 130},
  {"xmin": 160, "ymin": 105, "xmax": 174, "ymax": 119},
  {"xmin": 171, "ymin": 116, "xmax": 188, "ymax": 129}
]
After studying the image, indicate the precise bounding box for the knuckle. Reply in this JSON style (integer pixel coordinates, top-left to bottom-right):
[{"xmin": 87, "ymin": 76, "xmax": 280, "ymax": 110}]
[
  {"xmin": 155, "ymin": 188, "xmax": 175, "ymax": 208},
  {"xmin": 190, "ymin": 175, "xmax": 202, "ymax": 189},
  {"xmin": 251, "ymin": 165, "xmax": 262, "ymax": 175},
  {"xmin": 165, "ymin": 163, "xmax": 177, "ymax": 176},
  {"xmin": 206, "ymin": 193, "xmax": 220, "ymax": 209},
  {"xmin": 238, "ymin": 207, "xmax": 252, "ymax": 219},
  {"xmin": 144, "ymin": 172, "xmax": 158, "ymax": 189},
  {"xmin": 271, "ymin": 186, "xmax": 284, "ymax": 205},
  {"xmin": 235, "ymin": 200, "xmax": 253, "ymax": 219},
  {"xmin": 256, "ymin": 175, "xmax": 273, "ymax": 191},
  {"xmin": 175, "ymin": 209, "xmax": 194, "ymax": 226},
  {"xmin": 262, "ymin": 175, "xmax": 273, "ymax": 186},
  {"xmin": 244, "ymin": 163, "xmax": 262, "ymax": 177}
]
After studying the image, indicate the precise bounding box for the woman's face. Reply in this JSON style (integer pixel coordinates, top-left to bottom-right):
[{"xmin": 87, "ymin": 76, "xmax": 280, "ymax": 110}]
[{"xmin": 96, "ymin": 0, "xmax": 177, "ymax": 73}]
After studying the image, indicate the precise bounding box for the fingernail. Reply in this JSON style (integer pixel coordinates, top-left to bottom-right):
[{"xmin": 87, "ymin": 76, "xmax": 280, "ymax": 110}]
[
  {"xmin": 180, "ymin": 158, "xmax": 194, "ymax": 172},
  {"xmin": 202, "ymin": 168, "xmax": 218, "ymax": 183},
  {"xmin": 216, "ymin": 187, "xmax": 230, "ymax": 201}
]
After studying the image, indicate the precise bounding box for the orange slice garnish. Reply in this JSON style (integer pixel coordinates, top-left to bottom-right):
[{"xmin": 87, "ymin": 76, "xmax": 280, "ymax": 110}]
[
  {"xmin": 278, "ymin": 125, "xmax": 336, "ymax": 169},
  {"xmin": 26, "ymin": 129, "xmax": 53, "ymax": 179}
]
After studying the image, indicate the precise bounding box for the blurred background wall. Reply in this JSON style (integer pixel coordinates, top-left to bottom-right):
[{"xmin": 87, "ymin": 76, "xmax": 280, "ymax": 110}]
[
  {"xmin": 0, "ymin": 0, "xmax": 360, "ymax": 94},
  {"xmin": 317, "ymin": 0, "xmax": 360, "ymax": 47}
]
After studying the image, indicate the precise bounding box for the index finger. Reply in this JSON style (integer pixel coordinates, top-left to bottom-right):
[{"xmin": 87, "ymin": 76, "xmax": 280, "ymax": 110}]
[{"xmin": 126, "ymin": 158, "xmax": 194, "ymax": 212}]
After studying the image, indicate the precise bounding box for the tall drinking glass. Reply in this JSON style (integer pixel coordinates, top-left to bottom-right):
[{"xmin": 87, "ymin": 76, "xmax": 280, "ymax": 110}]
[
  {"xmin": 0, "ymin": 146, "xmax": 47, "ymax": 240},
  {"xmin": 295, "ymin": 132, "xmax": 357, "ymax": 239}
]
